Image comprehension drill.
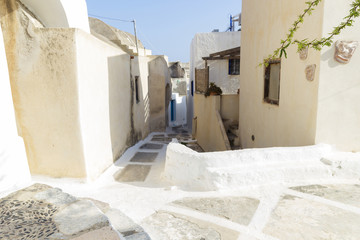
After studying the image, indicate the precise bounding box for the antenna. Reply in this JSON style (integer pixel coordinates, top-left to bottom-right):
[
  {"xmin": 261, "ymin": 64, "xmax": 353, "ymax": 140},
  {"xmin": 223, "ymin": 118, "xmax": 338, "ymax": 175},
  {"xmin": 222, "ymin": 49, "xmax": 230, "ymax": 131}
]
[
  {"xmin": 232, "ymin": 13, "xmax": 241, "ymax": 27},
  {"xmin": 226, "ymin": 13, "xmax": 241, "ymax": 32}
]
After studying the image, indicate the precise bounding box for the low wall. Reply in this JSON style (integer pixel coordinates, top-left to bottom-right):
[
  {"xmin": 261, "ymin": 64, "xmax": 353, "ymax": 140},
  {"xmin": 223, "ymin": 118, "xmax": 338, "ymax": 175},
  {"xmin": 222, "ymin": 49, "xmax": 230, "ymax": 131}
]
[
  {"xmin": 220, "ymin": 94, "xmax": 239, "ymax": 123},
  {"xmin": 193, "ymin": 94, "xmax": 230, "ymax": 151},
  {"xmin": 163, "ymin": 143, "xmax": 358, "ymax": 191}
]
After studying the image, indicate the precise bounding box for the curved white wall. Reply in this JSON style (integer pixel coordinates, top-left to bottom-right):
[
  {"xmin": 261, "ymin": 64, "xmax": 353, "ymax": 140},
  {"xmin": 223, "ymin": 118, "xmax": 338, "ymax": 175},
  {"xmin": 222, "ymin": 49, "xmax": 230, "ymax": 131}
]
[
  {"xmin": 0, "ymin": 25, "xmax": 30, "ymax": 194},
  {"xmin": 20, "ymin": 0, "xmax": 90, "ymax": 33},
  {"xmin": 164, "ymin": 143, "xmax": 345, "ymax": 191}
]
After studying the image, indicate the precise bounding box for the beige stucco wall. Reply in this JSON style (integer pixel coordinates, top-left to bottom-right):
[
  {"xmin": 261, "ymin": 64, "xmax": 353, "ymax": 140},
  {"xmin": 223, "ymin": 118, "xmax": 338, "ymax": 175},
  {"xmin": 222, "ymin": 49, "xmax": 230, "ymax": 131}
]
[
  {"xmin": 0, "ymin": 23, "xmax": 30, "ymax": 192},
  {"xmin": 190, "ymin": 32, "xmax": 241, "ymax": 94},
  {"xmin": 1, "ymin": 0, "xmax": 86, "ymax": 177},
  {"xmin": 239, "ymin": 0, "xmax": 324, "ymax": 149},
  {"xmin": 20, "ymin": 0, "xmax": 90, "ymax": 32},
  {"xmin": 315, "ymin": 0, "xmax": 360, "ymax": 152},
  {"xmin": 194, "ymin": 94, "xmax": 230, "ymax": 152},
  {"xmin": 75, "ymin": 30, "xmax": 132, "ymax": 180},
  {"xmin": 5, "ymin": 26, "xmax": 86, "ymax": 178},
  {"xmin": 148, "ymin": 56, "xmax": 170, "ymax": 132},
  {"xmin": 221, "ymin": 94, "xmax": 239, "ymax": 123}
]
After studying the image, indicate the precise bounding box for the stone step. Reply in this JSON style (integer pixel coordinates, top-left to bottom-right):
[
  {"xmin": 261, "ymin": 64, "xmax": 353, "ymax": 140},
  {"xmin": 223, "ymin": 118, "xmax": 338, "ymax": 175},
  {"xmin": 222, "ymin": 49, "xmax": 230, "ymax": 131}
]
[
  {"xmin": 226, "ymin": 132, "xmax": 240, "ymax": 147},
  {"xmin": 228, "ymin": 125, "xmax": 239, "ymax": 136},
  {"xmin": 0, "ymin": 184, "xmax": 151, "ymax": 240}
]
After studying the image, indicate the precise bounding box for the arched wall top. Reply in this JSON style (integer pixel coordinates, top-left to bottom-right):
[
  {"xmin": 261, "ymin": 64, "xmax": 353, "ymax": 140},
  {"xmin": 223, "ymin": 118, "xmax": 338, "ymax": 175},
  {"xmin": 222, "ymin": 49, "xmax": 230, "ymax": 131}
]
[{"xmin": 20, "ymin": 0, "xmax": 90, "ymax": 33}]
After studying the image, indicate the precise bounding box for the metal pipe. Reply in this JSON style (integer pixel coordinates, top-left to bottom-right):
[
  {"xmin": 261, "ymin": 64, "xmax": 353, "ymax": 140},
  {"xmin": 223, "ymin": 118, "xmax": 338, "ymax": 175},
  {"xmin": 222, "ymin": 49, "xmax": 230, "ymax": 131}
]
[{"xmin": 132, "ymin": 19, "xmax": 139, "ymax": 55}]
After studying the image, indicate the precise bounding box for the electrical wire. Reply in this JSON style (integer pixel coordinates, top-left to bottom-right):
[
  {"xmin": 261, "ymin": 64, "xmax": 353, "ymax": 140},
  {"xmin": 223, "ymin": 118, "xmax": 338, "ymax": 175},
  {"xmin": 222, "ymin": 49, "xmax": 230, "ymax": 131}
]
[
  {"xmin": 88, "ymin": 13, "xmax": 133, "ymax": 23},
  {"xmin": 89, "ymin": 13, "xmax": 161, "ymax": 54},
  {"xmin": 137, "ymin": 26, "xmax": 161, "ymax": 53}
]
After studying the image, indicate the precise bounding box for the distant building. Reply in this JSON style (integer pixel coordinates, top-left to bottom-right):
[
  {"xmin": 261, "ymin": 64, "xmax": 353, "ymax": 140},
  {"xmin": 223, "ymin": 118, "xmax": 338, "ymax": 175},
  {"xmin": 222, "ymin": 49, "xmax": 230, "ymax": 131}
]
[
  {"xmin": 168, "ymin": 62, "xmax": 189, "ymax": 128},
  {"xmin": 190, "ymin": 31, "xmax": 241, "ymax": 151}
]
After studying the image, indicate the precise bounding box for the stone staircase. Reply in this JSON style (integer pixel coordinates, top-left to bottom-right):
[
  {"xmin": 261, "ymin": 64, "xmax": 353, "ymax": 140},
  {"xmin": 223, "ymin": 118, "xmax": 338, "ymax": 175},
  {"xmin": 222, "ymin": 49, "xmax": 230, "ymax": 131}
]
[{"xmin": 222, "ymin": 118, "xmax": 240, "ymax": 150}]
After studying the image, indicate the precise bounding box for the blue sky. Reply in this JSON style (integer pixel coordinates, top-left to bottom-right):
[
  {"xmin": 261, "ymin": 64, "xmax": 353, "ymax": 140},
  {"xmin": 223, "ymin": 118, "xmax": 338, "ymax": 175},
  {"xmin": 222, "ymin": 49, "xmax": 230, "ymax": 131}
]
[{"xmin": 85, "ymin": 0, "xmax": 242, "ymax": 62}]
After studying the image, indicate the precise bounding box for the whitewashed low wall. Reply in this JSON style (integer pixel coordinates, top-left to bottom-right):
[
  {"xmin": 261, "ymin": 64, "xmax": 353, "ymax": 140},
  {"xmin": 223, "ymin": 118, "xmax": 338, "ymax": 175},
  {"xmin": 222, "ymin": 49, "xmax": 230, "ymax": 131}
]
[{"xmin": 164, "ymin": 143, "xmax": 360, "ymax": 191}]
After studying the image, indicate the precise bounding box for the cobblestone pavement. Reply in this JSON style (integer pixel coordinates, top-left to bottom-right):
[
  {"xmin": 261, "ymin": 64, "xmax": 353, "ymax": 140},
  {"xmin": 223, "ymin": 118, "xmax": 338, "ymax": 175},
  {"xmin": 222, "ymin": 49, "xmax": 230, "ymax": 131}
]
[{"xmin": 3, "ymin": 130, "xmax": 360, "ymax": 240}]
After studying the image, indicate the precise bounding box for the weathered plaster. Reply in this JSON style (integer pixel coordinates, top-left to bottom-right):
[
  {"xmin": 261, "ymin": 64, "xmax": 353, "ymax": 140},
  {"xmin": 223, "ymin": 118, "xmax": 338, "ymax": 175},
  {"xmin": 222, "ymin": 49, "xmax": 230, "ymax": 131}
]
[{"xmin": 0, "ymin": 0, "xmax": 141, "ymax": 179}]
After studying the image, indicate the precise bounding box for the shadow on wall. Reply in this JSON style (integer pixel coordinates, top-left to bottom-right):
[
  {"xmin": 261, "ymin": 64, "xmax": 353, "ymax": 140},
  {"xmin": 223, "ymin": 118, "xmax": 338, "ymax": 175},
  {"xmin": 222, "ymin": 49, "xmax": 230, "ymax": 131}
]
[
  {"xmin": 130, "ymin": 57, "xmax": 150, "ymax": 144},
  {"xmin": 321, "ymin": 45, "xmax": 338, "ymax": 68},
  {"xmin": 108, "ymin": 55, "xmax": 132, "ymax": 161}
]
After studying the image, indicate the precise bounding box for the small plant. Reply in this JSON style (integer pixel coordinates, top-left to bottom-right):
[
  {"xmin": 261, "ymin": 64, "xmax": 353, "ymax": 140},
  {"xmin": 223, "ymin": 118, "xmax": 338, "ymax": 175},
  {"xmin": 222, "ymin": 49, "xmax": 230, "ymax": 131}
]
[
  {"xmin": 260, "ymin": 0, "xmax": 360, "ymax": 67},
  {"xmin": 205, "ymin": 82, "xmax": 223, "ymax": 97}
]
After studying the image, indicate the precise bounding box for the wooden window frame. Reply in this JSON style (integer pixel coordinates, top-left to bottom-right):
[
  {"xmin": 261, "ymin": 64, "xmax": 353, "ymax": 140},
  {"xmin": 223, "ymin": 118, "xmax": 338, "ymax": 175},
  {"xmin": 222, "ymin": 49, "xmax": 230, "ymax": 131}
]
[
  {"xmin": 228, "ymin": 59, "xmax": 240, "ymax": 75},
  {"xmin": 264, "ymin": 59, "xmax": 281, "ymax": 105}
]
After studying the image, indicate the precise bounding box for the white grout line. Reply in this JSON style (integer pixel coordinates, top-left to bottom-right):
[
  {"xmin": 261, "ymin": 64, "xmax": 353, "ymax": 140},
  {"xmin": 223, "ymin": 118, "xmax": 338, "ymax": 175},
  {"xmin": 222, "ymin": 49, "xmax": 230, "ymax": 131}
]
[
  {"xmin": 247, "ymin": 191, "xmax": 283, "ymax": 232},
  {"xmin": 284, "ymin": 189, "xmax": 360, "ymax": 215},
  {"xmin": 160, "ymin": 205, "xmax": 280, "ymax": 240}
]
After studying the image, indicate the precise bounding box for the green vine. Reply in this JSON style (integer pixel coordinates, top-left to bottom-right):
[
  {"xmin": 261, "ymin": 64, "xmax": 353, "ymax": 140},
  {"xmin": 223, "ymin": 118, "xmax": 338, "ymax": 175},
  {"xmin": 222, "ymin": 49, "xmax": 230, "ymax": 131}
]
[{"xmin": 260, "ymin": 0, "xmax": 360, "ymax": 67}]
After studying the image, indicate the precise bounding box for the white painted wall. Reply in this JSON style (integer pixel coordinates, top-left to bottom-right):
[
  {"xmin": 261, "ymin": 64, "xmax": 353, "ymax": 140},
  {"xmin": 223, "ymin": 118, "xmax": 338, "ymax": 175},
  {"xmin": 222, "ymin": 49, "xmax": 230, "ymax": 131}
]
[
  {"xmin": 0, "ymin": 25, "xmax": 30, "ymax": 193},
  {"xmin": 190, "ymin": 32, "xmax": 241, "ymax": 94},
  {"xmin": 75, "ymin": 29, "xmax": 131, "ymax": 180},
  {"xmin": 20, "ymin": 0, "xmax": 90, "ymax": 33},
  {"xmin": 316, "ymin": 0, "xmax": 360, "ymax": 152}
]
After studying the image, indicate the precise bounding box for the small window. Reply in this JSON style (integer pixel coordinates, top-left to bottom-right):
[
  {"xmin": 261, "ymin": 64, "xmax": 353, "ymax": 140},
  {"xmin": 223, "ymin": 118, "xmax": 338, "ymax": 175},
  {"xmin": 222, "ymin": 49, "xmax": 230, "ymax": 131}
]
[
  {"xmin": 191, "ymin": 81, "xmax": 194, "ymax": 96},
  {"xmin": 228, "ymin": 59, "xmax": 240, "ymax": 75},
  {"xmin": 135, "ymin": 76, "xmax": 140, "ymax": 103},
  {"xmin": 264, "ymin": 60, "xmax": 281, "ymax": 105}
]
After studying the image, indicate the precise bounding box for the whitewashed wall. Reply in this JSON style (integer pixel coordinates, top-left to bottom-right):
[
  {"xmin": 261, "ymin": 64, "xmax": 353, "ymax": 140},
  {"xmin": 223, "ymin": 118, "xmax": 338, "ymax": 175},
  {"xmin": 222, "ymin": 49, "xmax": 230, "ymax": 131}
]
[
  {"xmin": 190, "ymin": 32, "xmax": 241, "ymax": 94},
  {"xmin": 316, "ymin": 0, "xmax": 360, "ymax": 152},
  {"xmin": 0, "ymin": 24, "xmax": 30, "ymax": 193},
  {"xmin": 20, "ymin": 0, "xmax": 90, "ymax": 32},
  {"xmin": 76, "ymin": 30, "xmax": 132, "ymax": 180}
]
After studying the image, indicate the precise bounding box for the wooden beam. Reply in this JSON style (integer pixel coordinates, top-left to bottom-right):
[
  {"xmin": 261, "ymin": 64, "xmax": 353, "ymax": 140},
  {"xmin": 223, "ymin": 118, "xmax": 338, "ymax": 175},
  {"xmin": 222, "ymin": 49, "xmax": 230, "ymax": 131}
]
[
  {"xmin": 203, "ymin": 55, "xmax": 240, "ymax": 61},
  {"xmin": 209, "ymin": 47, "xmax": 241, "ymax": 57}
]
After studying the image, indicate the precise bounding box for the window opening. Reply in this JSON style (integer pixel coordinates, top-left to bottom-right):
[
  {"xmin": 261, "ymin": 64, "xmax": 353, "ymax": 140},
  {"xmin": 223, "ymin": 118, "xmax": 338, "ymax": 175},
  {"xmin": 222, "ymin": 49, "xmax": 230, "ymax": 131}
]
[
  {"xmin": 264, "ymin": 60, "xmax": 281, "ymax": 105},
  {"xmin": 135, "ymin": 76, "xmax": 140, "ymax": 103},
  {"xmin": 228, "ymin": 59, "xmax": 240, "ymax": 75}
]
